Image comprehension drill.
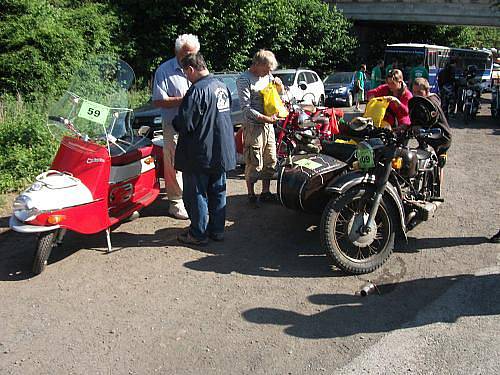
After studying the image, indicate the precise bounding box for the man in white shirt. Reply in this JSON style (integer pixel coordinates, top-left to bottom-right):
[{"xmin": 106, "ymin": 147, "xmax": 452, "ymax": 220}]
[{"xmin": 153, "ymin": 34, "xmax": 200, "ymax": 219}]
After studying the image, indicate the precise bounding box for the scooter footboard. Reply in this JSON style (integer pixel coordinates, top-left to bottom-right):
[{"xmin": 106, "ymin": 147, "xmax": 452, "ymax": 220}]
[{"xmin": 277, "ymin": 154, "xmax": 347, "ymax": 213}]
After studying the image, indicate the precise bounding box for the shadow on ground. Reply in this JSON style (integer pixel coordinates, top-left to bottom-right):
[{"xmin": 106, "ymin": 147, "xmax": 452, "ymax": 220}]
[
  {"xmin": 243, "ymin": 273, "xmax": 500, "ymax": 339},
  {"xmin": 0, "ymin": 188, "xmax": 494, "ymax": 282},
  {"xmin": 0, "ymin": 193, "xmax": 338, "ymax": 281}
]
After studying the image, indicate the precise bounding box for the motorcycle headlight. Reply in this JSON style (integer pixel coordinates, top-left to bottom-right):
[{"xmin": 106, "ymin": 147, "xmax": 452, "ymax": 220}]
[
  {"xmin": 297, "ymin": 112, "xmax": 314, "ymax": 128},
  {"xmin": 466, "ymin": 89, "xmax": 473, "ymax": 96},
  {"xmin": 13, "ymin": 195, "xmax": 40, "ymax": 222}
]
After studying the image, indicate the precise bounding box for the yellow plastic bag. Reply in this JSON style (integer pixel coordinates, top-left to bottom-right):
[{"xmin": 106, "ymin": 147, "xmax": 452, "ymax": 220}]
[
  {"xmin": 260, "ymin": 83, "xmax": 288, "ymax": 118},
  {"xmin": 363, "ymin": 97, "xmax": 391, "ymax": 128}
]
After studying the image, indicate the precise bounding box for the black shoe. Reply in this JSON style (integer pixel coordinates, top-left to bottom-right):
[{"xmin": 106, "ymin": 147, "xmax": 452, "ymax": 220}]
[
  {"xmin": 208, "ymin": 232, "xmax": 224, "ymax": 241},
  {"xmin": 259, "ymin": 192, "xmax": 277, "ymax": 203},
  {"xmin": 248, "ymin": 194, "xmax": 260, "ymax": 208},
  {"xmin": 177, "ymin": 230, "xmax": 208, "ymax": 246}
]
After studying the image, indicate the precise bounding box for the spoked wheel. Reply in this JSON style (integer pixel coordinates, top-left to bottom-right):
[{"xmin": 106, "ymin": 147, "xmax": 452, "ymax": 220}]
[
  {"xmin": 320, "ymin": 186, "xmax": 396, "ymax": 274},
  {"xmin": 33, "ymin": 230, "xmax": 58, "ymax": 275}
]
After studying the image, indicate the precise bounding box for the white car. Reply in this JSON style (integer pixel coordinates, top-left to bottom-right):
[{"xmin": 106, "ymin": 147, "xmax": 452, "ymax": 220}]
[{"xmin": 272, "ymin": 68, "xmax": 325, "ymax": 105}]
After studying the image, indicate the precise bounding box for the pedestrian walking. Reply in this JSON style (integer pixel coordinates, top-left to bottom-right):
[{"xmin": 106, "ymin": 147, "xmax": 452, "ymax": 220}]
[{"xmin": 354, "ymin": 64, "xmax": 366, "ymax": 111}]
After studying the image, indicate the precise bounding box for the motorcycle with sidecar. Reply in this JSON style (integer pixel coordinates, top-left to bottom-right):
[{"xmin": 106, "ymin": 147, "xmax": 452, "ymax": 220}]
[{"xmin": 277, "ymin": 96, "xmax": 450, "ymax": 274}]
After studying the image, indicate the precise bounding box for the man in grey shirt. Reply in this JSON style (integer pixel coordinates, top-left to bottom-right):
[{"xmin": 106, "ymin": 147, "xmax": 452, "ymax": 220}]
[
  {"xmin": 236, "ymin": 49, "xmax": 283, "ymax": 208},
  {"xmin": 153, "ymin": 34, "xmax": 200, "ymax": 220}
]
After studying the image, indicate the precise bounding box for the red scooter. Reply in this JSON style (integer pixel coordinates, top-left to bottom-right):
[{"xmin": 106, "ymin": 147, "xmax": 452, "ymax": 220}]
[{"xmin": 9, "ymin": 58, "xmax": 164, "ymax": 275}]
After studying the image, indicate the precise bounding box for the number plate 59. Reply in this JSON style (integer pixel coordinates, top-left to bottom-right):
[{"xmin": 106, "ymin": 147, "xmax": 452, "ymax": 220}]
[{"xmin": 77, "ymin": 99, "xmax": 111, "ymax": 125}]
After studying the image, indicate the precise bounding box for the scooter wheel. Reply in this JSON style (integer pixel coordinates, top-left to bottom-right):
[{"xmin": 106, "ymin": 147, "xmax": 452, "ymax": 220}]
[{"xmin": 33, "ymin": 230, "xmax": 57, "ymax": 275}]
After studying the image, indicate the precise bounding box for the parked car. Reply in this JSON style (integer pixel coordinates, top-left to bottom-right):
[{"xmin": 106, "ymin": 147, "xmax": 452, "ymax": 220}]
[
  {"xmin": 323, "ymin": 71, "xmax": 371, "ymax": 107},
  {"xmin": 131, "ymin": 72, "xmax": 243, "ymax": 132},
  {"xmin": 272, "ymin": 68, "xmax": 325, "ymax": 105}
]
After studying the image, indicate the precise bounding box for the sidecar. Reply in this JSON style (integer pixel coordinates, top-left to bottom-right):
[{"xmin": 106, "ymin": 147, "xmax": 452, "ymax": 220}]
[
  {"xmin": 277, "ymin": 116, "xmax": 376, "ymax": 214},
  {"xmin": 277, "ymin": 141, "xmax": 358, "ymax": 213}
]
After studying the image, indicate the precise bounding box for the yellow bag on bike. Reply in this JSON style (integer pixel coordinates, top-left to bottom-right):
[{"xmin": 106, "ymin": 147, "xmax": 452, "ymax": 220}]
[
  {"xmin": 363, "ymin": 97, "xmax": 391, "ymax": 128},
  {"xmin": 260, "ymin": 83, "xmax": 288, "ymax": 118}
]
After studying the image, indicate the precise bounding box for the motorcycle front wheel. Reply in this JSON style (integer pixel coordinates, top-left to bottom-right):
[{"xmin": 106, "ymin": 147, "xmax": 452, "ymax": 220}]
[
  {"xmin": 320, "ymin": 186, "xmax": 396, "ymax": 274},
  {"xmin": 33, "ymin": 230, "xmax": 58, "ymax": 275}
]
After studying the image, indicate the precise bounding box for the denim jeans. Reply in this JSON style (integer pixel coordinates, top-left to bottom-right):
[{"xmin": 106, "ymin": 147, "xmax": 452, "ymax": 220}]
[{"xmin": 182, "ymin": 171, "xmax": 227, "ymax": 240}]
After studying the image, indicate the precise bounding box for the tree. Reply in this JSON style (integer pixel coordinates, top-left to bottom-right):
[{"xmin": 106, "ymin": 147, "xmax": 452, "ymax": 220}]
[
  {"xmin": 112, "ymin": 0, "xmax": 356, "ymax": 81},
  {"xmin": 0, "ymin": 0, "xmax": 120, "ymax": 99}
]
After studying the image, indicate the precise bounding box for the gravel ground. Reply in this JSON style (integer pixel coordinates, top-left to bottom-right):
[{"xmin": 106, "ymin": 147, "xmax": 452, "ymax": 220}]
[{"xmin": 0, "ymin": 96, "xmax": 498, "ymax": 374}]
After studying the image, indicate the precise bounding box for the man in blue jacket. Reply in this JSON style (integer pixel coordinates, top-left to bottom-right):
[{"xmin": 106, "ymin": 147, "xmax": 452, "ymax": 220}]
[{"xmin": 173, "ymin": 52, "xmax": 236, "ymax": 245}]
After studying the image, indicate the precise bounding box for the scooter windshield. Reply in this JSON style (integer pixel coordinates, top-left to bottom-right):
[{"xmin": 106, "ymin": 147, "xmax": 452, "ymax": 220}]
[{"xmin": 47, "ymin": 56, "xmax": 135, "ymax": 151}]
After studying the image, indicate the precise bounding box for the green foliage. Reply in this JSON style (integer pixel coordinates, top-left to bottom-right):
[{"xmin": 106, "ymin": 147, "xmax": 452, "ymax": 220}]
[
  {"xmin": 0, "ymin": 0, "xmax": 120, "ymax": 100},
  {"xmin": 0, "ymin": 95, "xmax": 58, "ymax": 193},
  {"xmin": 112, "ymin": 0, "xmax": 356, "ymax": 79}
]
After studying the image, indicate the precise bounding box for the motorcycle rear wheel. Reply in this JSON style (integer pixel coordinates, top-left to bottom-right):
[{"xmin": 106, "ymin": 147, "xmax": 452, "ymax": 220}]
[
  {"xmin": 33, "ymin": 230, "xmax": 57, "ymax": 275},
  {"xmin": 320, "ymin": 186, "xmax": 396, "ymax": 274}
]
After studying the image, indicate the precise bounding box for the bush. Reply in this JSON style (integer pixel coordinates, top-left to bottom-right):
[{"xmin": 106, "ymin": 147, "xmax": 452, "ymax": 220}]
[
  {"xmin": 0, "ymin": 95, "xmax": 58, "ymax": 193},
  {"xmin": 0, "ymin": 0, "xmax": 120, "ymax": 100}
]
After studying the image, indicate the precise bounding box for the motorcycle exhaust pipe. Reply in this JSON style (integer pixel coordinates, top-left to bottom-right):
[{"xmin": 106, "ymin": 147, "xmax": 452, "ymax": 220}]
[{"xmin": 359, "ymin": 282, "xmax": 379, "ymax": 296}]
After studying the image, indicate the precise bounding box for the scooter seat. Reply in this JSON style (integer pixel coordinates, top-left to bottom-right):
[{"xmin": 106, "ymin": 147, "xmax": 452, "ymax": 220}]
[{"xmin": 110, "ymin": 136, "xmax": 154, "ymax": 166}]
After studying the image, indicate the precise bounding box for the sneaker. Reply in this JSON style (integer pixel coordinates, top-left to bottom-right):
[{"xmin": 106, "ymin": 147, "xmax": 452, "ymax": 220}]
[
  {"xmin": 168, "ymin": 202, "xmax": 189, "ymax": 220},
  {"xmin": 248, "ymin": 194, "xmax": 260, "ymax": 208},
  {"xmin": 259, "ymin": 192, "xmax": 277, "ymax": 203},
  {"xmin": 177, "ymin": 230, "xmax": 208, "ymax": 246},
  {"xmin": 208, "ymin": 232, "xmax": 224, "ymax": 241}
]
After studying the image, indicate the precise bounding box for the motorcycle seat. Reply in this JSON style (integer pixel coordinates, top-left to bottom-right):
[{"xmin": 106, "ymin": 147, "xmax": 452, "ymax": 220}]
[
  {"xmin": 110, "ymin": 136, "xmax": 154, "ymax": 166},
  {"xmin": 321, "ymin": 140, "xmax": 356, "ymax": 163}
]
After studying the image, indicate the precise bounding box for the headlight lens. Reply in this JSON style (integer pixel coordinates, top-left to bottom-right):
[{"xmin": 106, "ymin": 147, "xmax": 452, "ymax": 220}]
[
  {"xmin": 466, "ymin": 89, "xmax": 473, "ymax": 96},
  {"xmin": 13, "ymin": 195, "xmax": 40, "ymax": 222},
  {"xmin": 334, "ymin": 87, "xmax": 347, "ymax": 94},
  {"xmin": 153, "ymin": 116, "xmax": 162, "ymax": 125}
]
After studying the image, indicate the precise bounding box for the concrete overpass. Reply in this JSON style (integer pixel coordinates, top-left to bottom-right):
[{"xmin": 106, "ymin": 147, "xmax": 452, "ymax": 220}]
[{"xmin": 330, "ymin": 0, "xmax": 500, "ymax": 27}]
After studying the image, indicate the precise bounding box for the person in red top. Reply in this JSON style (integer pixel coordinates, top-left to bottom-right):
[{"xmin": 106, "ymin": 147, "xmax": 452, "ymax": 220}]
[{"xmin": 366, "ymin": 68, "xmax": 413, "ymax": 127}]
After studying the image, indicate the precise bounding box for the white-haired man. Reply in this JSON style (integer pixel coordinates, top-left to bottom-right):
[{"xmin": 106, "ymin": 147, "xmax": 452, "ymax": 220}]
[{"xmin": 153, "ymin": 34, "xmax": 200, "ymax": 219}]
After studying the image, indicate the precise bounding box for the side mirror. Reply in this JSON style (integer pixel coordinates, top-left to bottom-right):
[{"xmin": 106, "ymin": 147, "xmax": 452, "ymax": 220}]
[
  {"xmin": 298, "ymin": 81, "xmax": 307, "ymax": 90},
  {"xmin": 138, "ymin": 125, "xmax": 151, "ymax": 137}
]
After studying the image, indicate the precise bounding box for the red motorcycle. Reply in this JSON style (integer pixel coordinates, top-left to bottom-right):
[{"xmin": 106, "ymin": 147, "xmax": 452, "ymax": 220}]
[
  {"xmin": 9, "ymin": 58, "xmax": 164, "ymax": 275},
  {"xmin": 275, "ymin": 99, "xmax": 344, "ymax": 161}
]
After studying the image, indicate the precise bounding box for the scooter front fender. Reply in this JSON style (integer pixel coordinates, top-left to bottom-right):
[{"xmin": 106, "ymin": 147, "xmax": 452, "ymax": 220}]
[{"xmin": 9, "ymin": 215, "xmax": 60, "ymax": 233}]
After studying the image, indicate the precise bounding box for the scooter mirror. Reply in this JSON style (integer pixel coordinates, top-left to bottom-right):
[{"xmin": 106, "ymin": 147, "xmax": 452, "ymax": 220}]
[{"xmin": 138, "ymin": 125, "xmax": 151, "ymax": 137}]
